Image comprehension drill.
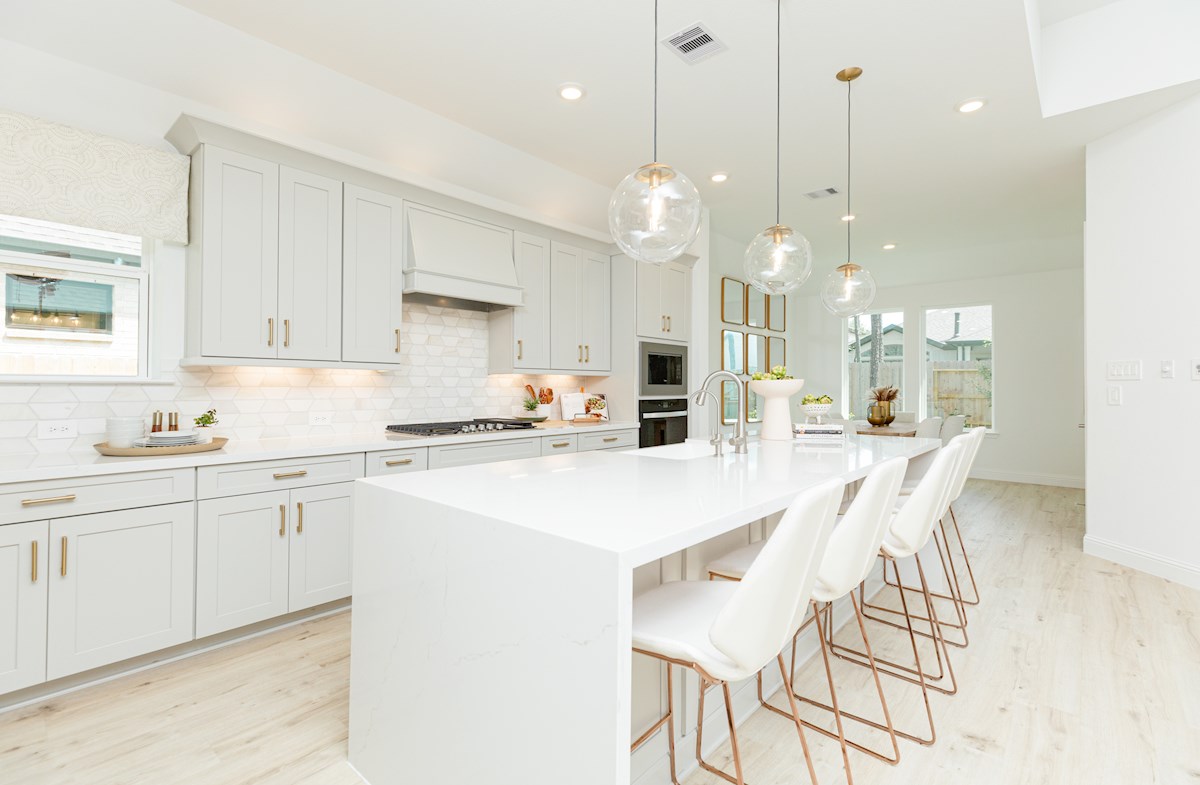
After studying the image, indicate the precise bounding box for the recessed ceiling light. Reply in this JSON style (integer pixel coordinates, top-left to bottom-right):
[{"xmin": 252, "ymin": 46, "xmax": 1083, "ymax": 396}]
[
  {"xmin": 841, "ymin": 214, "xmax": 856, "ymax": 222},
  {"xmin": 558, "ymin": 83, "xmax": 586, "ymax": 101},
  {"xmin": 956, "ymin": 98, "xmax": 986, "ymax": 114},
  {"xmin": 882, "ymin": 243, "xmax": 896, "ymax": 250},
  {"xmin": 710, "ymin": 172, "xmax": 729, "ymax": 183}
]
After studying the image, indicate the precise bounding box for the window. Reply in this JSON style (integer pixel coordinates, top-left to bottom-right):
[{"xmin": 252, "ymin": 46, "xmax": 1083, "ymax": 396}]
[
  {"xmin": 0, "ymin": 215, "xmax": 147, "ymax": 378},
  {"xmin": 924, "ymin": 305, "xmax": 992, "ymax": 429},
  {"xmin": 846, "ymin": 311, "xmax": 904, "ymax": 418}
]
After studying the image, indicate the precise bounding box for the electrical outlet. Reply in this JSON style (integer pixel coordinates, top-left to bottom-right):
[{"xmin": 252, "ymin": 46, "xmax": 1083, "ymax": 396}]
[
  {"xmin": 308, "ymin": 411, "xmax": 334, "ymax": 426},
  {"xmin": 1106, "ymin": 385, "xmax": 1122, "ymax": 406},
  {"xmin": 37, "ymin": 420, "xmax": 78, "ymax": 440}
]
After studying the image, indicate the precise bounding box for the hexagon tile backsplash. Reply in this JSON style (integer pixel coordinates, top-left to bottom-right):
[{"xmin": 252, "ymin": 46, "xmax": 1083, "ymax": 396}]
[{"xmin": 0, "ymin": 304, "xmax": 589, "ymax": 454}]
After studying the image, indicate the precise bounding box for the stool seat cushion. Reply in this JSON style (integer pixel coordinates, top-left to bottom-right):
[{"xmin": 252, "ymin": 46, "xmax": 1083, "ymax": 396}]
[{"xmin": 632, "ymin": 580, "xmax": 753, "ymax": 683}]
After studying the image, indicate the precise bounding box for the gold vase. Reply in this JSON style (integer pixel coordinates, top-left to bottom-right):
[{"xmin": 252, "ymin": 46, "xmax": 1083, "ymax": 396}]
[{"xmin": 867, "ymin": 403, "xmax": 888, "ymax": 427}]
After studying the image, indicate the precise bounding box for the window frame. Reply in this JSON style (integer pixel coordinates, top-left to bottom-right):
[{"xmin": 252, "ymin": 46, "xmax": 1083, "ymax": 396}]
[
  {"xmin": 0, "ymin": 243, "xmax": 153, "ymax": 383},
  {"xmin": 918, "ymin": 301, "xmax": 996, "ymax": 433}
]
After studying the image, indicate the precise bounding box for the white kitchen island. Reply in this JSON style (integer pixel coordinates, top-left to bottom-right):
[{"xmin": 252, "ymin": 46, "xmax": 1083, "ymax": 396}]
[{"xmin": 348, "ymin": 435, "xmax": 941, "ymax": 785}]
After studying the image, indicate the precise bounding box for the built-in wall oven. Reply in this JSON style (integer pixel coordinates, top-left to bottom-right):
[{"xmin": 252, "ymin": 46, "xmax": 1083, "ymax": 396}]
[
  {"xmin": 639, "ymin": 398, "xmax": 689, "ymax": 448},
  {"xmin": 639, "ymin": 341, "xmax": 688, "ymax": 397}
]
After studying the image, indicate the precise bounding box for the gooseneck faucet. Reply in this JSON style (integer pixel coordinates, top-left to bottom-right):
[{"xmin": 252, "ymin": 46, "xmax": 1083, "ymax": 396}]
[{"xmin": 693, "ymin": 370, "xmax": 748, "ymax": 454}]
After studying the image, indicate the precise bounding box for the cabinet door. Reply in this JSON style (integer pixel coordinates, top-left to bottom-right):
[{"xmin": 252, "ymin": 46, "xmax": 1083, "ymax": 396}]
[
  {"xmin": 0, "ymin": 520, "xmax": 48, "ymax": 694},
  {"xmin": 342, "ymin": 185, "xmax": 405, "ymax": 364},
  {"xmin": 513, "ymin": 232, "xmax": 551, "ymax": 370},
  {"xmin": 47, "ymin": 503, "xmax": 195, "ymax": 680},
  {"xmin": 196, "ymin": 491, "xmax": 290, "ymax": 638},
  {"xmin": 661, "ymin": 263, "xmax": 690, "ymax": 338},
  {"xmin": 200, "ymin": 145, "xmax": 279, "ymax": 359},
  {"xmin": 635, "ymin": 262, "xmax": 665, "ymax": 339},
  {"xmin": 579, "ymin": 251, "xmax": 611, "ymax": 371},
  {"xmin": 279, "ymin": 166, "xmax": 343, "ymax": 362},
  {"xmin": 289, "ymin": 483, "xmax": 353, "ymax": 612},
  {"xmin": 549, "ymin": 242, "xmax": 583, "ymax": 370}
]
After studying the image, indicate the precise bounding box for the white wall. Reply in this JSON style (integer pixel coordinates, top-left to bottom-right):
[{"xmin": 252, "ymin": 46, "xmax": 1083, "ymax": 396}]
[
  {"xmin": 1084, "ymin": 94, "xmax": 1200, "ymax": 589},
  {"xmin": 792, "ymin": 265, "xmax": 1085, "ymax": 488}
]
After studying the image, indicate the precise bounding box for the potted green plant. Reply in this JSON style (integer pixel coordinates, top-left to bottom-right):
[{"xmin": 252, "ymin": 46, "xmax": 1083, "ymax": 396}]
[{"xmin": 193, "ymin": 408, "xmax": 219, "ymax": 443}]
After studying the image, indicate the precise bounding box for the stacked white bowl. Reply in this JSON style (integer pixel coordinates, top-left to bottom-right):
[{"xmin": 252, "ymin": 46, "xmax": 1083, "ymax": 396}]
[{"xmin": 105, "ymin": 417, "xmax": 145, "ymax": 448}]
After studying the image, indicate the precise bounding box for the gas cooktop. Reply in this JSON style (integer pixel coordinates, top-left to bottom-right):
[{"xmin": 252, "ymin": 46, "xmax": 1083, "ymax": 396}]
[{"xmin": 386, "ymin": 418, "xmax": 537, "ymax": 437}]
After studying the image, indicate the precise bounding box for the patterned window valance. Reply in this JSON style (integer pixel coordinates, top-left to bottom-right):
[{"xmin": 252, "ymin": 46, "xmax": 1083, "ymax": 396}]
[{"xmin": 0, "ymin": 110, "xmax": 189, "ymax": 243}]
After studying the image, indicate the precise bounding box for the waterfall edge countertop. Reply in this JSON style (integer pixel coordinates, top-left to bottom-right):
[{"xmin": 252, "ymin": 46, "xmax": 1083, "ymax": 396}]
[{"xmin": 0, "ymin": 421, "xmax": 639, "ymax": 485}]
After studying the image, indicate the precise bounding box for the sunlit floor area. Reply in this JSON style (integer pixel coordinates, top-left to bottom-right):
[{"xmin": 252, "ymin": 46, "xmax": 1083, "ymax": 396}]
[{"xmin": 0, "ymin": 482, "xmax": 1196, "ymax": 785}]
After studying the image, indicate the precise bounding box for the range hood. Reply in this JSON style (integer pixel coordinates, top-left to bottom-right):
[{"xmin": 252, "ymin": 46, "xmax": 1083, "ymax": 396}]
[{"xmin": 403, "ymin": 203, "xmax": 523, "ymax": 308}]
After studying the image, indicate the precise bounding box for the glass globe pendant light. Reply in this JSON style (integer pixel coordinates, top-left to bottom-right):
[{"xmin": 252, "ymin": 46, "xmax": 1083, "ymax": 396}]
[
  {"xmin": 821, "ymin": 66, "xmax": 877, "ymax": 317},
  {"xmin": 744, "ymin": 0, "xmax": 813, "ymax": 295},
  {"xmin": 608, "ymin": 0, "xmax": 703, "ymax": 265}
]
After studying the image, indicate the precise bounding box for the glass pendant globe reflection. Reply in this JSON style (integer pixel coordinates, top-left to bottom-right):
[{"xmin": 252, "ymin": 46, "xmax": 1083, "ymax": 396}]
[
  {"xmin": 820, "ymin": 263, "xmax": 877, "ymax": 317},
  {"xmin": 608, "ymin": 163, "xmax": 703, "ymax": 264},
  {"xmin": 743, "ymin": 224, "xmax": 813, "ymax": 295}
]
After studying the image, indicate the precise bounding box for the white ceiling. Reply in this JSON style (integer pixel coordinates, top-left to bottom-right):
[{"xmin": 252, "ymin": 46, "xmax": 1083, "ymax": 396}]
[{"xmin": 1038, "ymin": 0, "xmax": 1125, "ymax": 26}]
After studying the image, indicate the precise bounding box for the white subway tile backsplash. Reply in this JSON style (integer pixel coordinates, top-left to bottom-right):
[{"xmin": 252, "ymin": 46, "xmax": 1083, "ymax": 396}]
[{"xmin": 3, "ymin": 304, "xmax": 591, "ymax": 454}]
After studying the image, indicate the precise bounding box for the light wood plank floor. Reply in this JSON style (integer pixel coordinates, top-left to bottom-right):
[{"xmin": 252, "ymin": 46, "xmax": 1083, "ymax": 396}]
[{"xmin": 1, "ymin": 482, "xmax": 1197, "ymax": 785}]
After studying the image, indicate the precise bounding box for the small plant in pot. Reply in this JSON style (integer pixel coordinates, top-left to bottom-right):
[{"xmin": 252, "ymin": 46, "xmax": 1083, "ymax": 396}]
[{"xmin": 193, "ymin": 408, "xmax": 218, "ymax": 443}]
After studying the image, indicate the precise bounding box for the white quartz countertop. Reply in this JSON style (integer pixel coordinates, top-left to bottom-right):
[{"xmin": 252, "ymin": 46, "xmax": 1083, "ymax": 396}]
[
  {"xmin": 360, "ymin": 435, "xmax": 941, "ymax": 567},
  {"xmin": 0, "ymin": 421, "xmax": 639, "ymax": 485}
]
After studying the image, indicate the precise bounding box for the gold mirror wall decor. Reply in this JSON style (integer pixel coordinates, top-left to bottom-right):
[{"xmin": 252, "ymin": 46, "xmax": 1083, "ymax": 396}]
[
  {"xmin": 721, "ymin": 330, "xmax": 745, "ymax": 375},
  {"xmin": 722, "ymin": 380, "xmax": 740, "ymax": 425},
  {"xmin": 768, "ymin": 294, "xmax": 786, "ymax": 331},
  {"xmin": 768, "ymin": 336, "xmax": 786, "ymax": 369},
  {"xmin": 746, "ymin": 288, "xmax": 767, "ymax": 329},
  {"xmin": 746, "ymin": 387, "xmax": 763, "ymax": 424},
  {"xmin": 746, "ymin": 334, "xmax": 767, "ymax": 377},
  {"xmin": 721, "ymin": 277, "xmax": 746, "ymax": 325}
]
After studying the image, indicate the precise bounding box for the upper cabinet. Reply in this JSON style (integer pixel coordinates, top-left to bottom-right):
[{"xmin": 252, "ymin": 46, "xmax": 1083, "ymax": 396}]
[
  {"xmin": 550, "ymin": 242, "xmax": 611, "ymax": 372},
  {"xmin": 510, "ymin": 232, "xmax": 551, "ymax": 370},
  {"xmin": 636, "ymin": 261, "xmax": 691, "ymax": 341},
  {"xmin": 342, "ymin": 185, "xmax": 405, "ymax": 364},
  {"xmin": 278, "ymin": 166, "xmax": 343, "ymax": 362}
]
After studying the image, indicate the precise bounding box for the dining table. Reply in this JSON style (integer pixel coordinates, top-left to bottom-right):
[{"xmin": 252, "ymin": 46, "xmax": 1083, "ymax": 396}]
[{"xmin": 856, "ymin": 423, "xmax": 919, "ymax": 437}]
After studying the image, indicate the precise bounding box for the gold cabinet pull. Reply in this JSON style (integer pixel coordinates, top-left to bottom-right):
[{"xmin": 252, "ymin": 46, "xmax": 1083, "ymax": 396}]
[
  {"xmin": 395, "ymin": 328, "xmax": 401, "ymax": 353},
  {"xmin": 21, "ymin": 494, "xmax": 76, "ymax": 507},
  {"xmin": 296, "ymin": 502, "xmax": 303, "ymax": 534},
  {"xmin": 385, "ymin": 458, "xmax": 413, "ymax": 467},
  {"xmin": 272, "ymin": 469, "xmax": 308, "ymax": 480},
  {"xmin": 517, "ymin": 339, "xmax": 523, "ymax": 360},
  {"xmin": 661, "ymin": 315, "xmax": 666, "ymax": 332},
  {"xmin": 31, "ymin": 540, "xmax": 38, "ymax": 583},
  {"xmin": 585, "ymin": 345, "xmax": 590, "ymax": 363},
  {"xmin": 550, "ymin": 441, "xmax": 571, "ymax": 448},
  {"xmin": 577, "ymin": 344, "xmax": 582, "ymax": 362},
  {"xmin": 268, "ymin": 317, "xmax": 275, "ymax": 347},
  {"xmin": 279, "ymin": 504, "xmax": 286, "ymax": 537},
  {"xmin": 60, "ymin": 536, "xmax": 67, "ymax": 577},
  {"xmin": 284, "ymin": 318, "xmax": 290, "ymax": 348},
  {"xmin": 667, "ymin": 315, "xmax": 671, "ymax": 332},
  {"xmin": 602, "ymin": 436, "xmax": 619, "ymax": 443}
]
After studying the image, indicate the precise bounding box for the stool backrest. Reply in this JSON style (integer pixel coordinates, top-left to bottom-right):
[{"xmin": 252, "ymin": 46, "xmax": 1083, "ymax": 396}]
[
  {"xmin": 941, "ymin": 415, "xmax": 966, "ymax": 444},
  {"xmin": 915, "ymin": 417, "xmax": 943, "ymax": 439},
  {"xmin": 887, "ymin": 441, "xmax": 965, "ymax": 556},
  {"xmin": 817, "ymin": 457, "xmax": 908, "ymax": 596},
  {"xmin": 708, "ymin": 479, "xmax": 843, "ymax": 674},
  {"xmin": 948, "ymin": 427, "xmax": 986, "ymax": 502}
]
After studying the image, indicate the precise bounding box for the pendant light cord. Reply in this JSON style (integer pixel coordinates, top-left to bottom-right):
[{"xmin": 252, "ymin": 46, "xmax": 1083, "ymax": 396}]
[
  {"xmin": 776, "ymin": 0, "xmax": 782, "ymax": 227},
  {"xmin": 653, "ymin": 0, "xmax": 659, "ymax": 163},
  {"xmin": 846, "ymin": 77, "xmax": 852, "ymax": 262}
]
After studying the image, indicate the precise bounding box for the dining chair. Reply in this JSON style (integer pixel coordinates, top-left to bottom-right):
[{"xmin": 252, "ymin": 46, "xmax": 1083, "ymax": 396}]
[
  {"xmin": 939, "ymin": 415, "xmax": 965, "ymax": 444},
  {"xmin": 630, "ymin": 479, "xmax": 845, "ymax": 785},
  {"xmin": 914, "ymin": 417, "xmax": 942, "ymax": 439},
  {"xmin": 706, "ymin": 458, "xmax": 910, "ymax": 783},
  {"xmin": 893, "ymin": 412, "xmax": 916, "ymax": 423}
]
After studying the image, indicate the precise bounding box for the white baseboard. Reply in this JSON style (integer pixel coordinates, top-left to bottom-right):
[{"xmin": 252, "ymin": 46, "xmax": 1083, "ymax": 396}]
[
  {"xmin": 969, "ymin": 468, "xmax": 1084, "ymax": 489},
  {"xmin": 1083, "ymin": 535, "xmax": 1200, "ymax": 590}
]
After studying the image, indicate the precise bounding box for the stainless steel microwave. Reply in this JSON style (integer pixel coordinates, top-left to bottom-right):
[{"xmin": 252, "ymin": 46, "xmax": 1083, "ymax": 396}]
[{"xmin": 639, "ymin": 341, "xmax": 688, "ymax": 397}]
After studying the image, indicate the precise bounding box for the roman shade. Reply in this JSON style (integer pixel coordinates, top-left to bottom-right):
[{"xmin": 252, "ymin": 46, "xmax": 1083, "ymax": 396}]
[{"xmin": 0, "ymin": 110, "xmax": 189, "ymax": 243}]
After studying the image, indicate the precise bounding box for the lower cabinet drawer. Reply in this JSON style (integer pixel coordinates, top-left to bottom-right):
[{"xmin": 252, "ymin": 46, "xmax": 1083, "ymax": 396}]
[
  {"xmin": 365, "ymin": 448, "xmax": 429, "ymax": 477},
  {"xmin": 428, "ymin": 438, "xmax": 539, "ymax": 470},
  {"xmin": 198, "ymin": 453, "xmax": 364, "ymax": 499},
  {"xmin": 579, "ymin": 429, "xmax": 638, "ymax": 452},
  {"xmin": 541, "ymin": 435, "xmax": 578, "ymax": 455},
  {"xmin": 0, "ymin": 469, "xmax": 194, "ymax": 526}
]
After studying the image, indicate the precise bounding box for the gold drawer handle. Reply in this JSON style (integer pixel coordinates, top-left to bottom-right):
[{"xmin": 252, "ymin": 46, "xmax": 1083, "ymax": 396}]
[
  {"xmin": 395, "ymin": 328, "xmax": 401, "ymax": 353},
  {"xmin": 517, "ymin": 339, "xmax": 523, "ymax": 360},
  {"xmin": 551, "ymin": 441, "xmax": 571, "ymax": 448},
  {"xmin": 284, "ymin": 318, "xmax": 291, "ymax": 348},
  {"xmin": 602, "ymin": 436, "xmax": 619, "ymax": 443},
  {"xmin": 60, "ymin": 536, "xmax": 67, "ymax": 577},
  {"xmin": 31, "ymin": 540, "xmax": 38, "ymax": 583},
  {"xmin": 273, "ymin": 470, "xmax": 308, "ymax": 480},
  {"xmin": 268, "ymin": 317, "xmax": 275, "ymax": 347},
  {"xmin": 279, "ymin": 504, "xmax": 286, "ymax": 537},
  {"xmin": 385, "ymin": 458, "xmax": 414, "ymax": 466},
  {"xmin": 296, "ymin": 501, "xmax": 303, "ymax": 534},
  {"xmin": 21, "ymin": 494, "xmax": 76, "ymax": 507}
]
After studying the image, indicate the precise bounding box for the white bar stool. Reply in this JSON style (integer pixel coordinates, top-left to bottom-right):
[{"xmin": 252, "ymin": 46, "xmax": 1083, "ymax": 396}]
[
  {"xmin": 915, "ymin": 416, "xmax": 943, "ymax": 439},
  {"xmin": 706, "ymin": 458, "xmax": 909, "ymax": 784},
  {"xmin": 629, "ymin": 479, "xmax": 845, "ymax": 785}
]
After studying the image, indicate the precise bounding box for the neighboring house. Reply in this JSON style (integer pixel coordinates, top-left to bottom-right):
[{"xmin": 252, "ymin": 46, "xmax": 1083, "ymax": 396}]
[{"xmin": 848, "ymin": 306, "xmax": 992, "ymax": 362}]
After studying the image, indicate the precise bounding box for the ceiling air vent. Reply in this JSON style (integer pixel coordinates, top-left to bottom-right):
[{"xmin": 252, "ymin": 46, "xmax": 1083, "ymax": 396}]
[
  {"xmin": 663, "ymin": 22, "xmax": 727, "ymax": 64},
  {"xmin": 804, "ymin": 187, "xmax": 840, "ymax": 200}
]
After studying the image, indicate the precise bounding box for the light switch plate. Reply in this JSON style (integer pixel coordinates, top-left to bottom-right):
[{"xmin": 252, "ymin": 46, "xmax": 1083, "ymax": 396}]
[
  {"xmin": 1106, "ymin": 360, "xmax": 1142, "ymax": 381},
  {"xmin": 1193, "ymin": 359, "xmax": 1200, "ymax": 380},
  {"xmin": 1106, "ymin": 385, "xmax": 1122, "ymax": 406},
  {"xmin": 1162, "ymin": 360, "xmax": 1175, "ymax": 379}
]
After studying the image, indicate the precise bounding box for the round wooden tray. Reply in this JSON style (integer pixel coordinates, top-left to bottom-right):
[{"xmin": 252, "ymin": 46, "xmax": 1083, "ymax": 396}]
[{"xmin": 94, "ymin": 437, "xmax": 228, "ymax": 456}]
